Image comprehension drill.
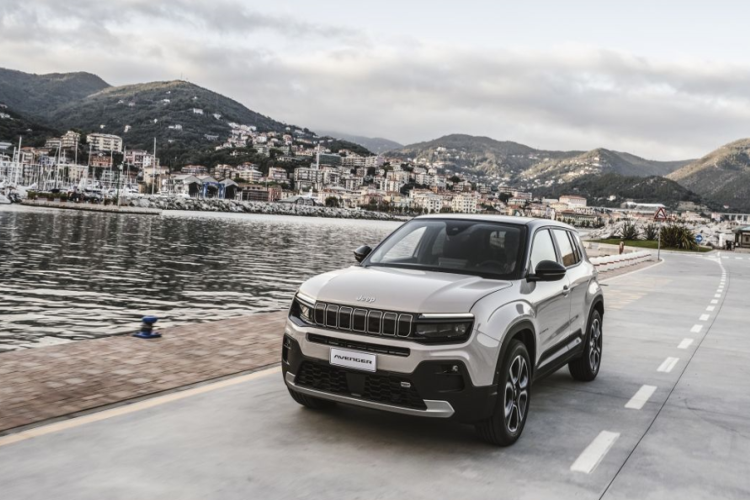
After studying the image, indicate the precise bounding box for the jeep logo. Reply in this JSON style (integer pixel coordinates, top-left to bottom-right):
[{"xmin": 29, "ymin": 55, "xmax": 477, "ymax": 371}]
[{"xmin": 356, "ymin": 295, "xmax": 376, "ymax": 303}]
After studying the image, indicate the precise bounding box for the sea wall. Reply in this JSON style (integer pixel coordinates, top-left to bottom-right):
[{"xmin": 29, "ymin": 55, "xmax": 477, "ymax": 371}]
[{"xmin": 124, "ymin": 196, "xmax": 397, "ymax": 220}]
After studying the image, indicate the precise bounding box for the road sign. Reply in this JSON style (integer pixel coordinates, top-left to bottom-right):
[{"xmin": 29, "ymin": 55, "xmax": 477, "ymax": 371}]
[
  {"xmin": 696, "ymin": 234, "xmax": 703, "ymax": 244},
  {"xmin": 654, "ymin": 207, "xmax": 668, "ymax": 221}
]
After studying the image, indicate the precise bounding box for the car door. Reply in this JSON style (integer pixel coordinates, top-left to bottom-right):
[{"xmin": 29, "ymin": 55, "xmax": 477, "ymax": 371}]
[
  {"xmin": 552, "ymin": 229, "xmax": 588, "ymax": 344},
  {"xmin": 526, "ymin": 228, "xmax": 572, "ymax": 367}
]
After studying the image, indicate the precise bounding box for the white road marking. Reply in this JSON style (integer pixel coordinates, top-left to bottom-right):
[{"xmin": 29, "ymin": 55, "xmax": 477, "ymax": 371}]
[
  {"xmin": 706, "ymin": 306, "xmax": 715, "ymax": 312},
  {"xmin": 711, "ymin": 299, "xmax": 718, "ymax": 304},
  {"xmin": 714, "ymin": 294, "xmax": 721, "ymax": 298},
  {"xmin": 658, "ymin": 357, "xmax": 680, "ymax": 373},
  {"xmin": 678, "ymin": 338, "xmax": 694, "ymax": 349},
  {"xmin": 625, "ymin": 385, "xmax": 657, "ymax": 410},
  {"xmin": 737, "ymin": 257, "xmax": 743, "ymax": 260},
  {"xmin": 699, "ymin": 314, "xmax": 710, "ymax": 321},
  {"xmin": 0, "ymin": 366, "xmax": 281, "ymax": 448},
  {"xmin": 570, "ymin": 431, "xmax": 621, "ymax": 474},
  {"xmin": 691, "ymin": 324, "xmax": 703, "ymax": 333},
  {"xmin": 721, "ymin": 256, "xmax": 728, "ymax": 259}
]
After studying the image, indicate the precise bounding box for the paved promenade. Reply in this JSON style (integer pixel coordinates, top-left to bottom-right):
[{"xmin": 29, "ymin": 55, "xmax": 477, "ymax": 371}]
[{"xmin": 0, "ymin": 312, "xmax": 285, "ymax": 433}]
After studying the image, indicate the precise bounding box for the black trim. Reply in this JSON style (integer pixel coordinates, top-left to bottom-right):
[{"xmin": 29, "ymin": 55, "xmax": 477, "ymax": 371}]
[
  {"xmin": 282, "ymin": 339, "xmax": 497, "ymax": 423},
  {"xmin": 307, "ymin": 333, "xmax": 410, "ymax": 357}
]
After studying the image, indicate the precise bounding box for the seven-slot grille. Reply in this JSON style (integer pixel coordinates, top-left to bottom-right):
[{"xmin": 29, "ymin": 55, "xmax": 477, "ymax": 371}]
[{"xmin": 313, "ymin": 302, "xmax": 413, "ymax": 338}]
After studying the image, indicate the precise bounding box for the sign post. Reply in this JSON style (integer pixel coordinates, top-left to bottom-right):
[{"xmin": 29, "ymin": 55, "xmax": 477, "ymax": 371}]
[{"xmin": 654, "ymin": 207, "xmax": 668, "ymax": 261}]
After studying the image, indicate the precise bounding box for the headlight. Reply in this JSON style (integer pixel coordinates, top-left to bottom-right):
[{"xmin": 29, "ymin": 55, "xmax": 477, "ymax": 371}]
[
  {"xmin": 413, "ymin": 321, "xmax": 472, "ymax": 343},
  {"xmin": 290, "ymin": 292, "xmax": 315, "ymax": 325}
]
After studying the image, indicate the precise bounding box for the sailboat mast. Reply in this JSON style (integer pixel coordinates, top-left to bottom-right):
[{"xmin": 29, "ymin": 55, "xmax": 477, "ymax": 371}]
[{"xmin": 152, "ymin": 137, "xmax": 157, "ymax": 195}]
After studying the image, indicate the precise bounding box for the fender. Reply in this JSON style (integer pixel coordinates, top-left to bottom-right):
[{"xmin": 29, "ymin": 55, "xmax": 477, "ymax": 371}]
[{"xmin": 490, "ymin": 319, "xmax": 537, "ymax": 388}]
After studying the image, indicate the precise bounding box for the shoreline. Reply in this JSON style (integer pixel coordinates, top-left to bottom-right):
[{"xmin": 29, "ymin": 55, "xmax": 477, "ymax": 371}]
[{"xmin": 18, "ymin": 197, "xmax": 399, "ymax": 221}]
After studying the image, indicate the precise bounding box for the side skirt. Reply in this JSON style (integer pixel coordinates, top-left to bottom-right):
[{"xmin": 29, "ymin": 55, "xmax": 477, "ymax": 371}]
[{"xmin": 533, "ymin": 330, "xmax": 585, "ymax": 382}]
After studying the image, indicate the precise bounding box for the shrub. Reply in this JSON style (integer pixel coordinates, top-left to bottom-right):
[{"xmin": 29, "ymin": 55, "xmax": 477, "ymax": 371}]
[
  {"xmin": 618, "ymin": 221, "xmax": 640, "ymax": 240},
  {"xmin": 661, "ymin": 224, "xmax": 695, "ymax": 250},
  {"xmin": 27, "ymin": 191, "xmax": 37, "ymax": 200},
  {"xmin": 645, "ymin": 223, "xmax": 659, "ymax": 241}
]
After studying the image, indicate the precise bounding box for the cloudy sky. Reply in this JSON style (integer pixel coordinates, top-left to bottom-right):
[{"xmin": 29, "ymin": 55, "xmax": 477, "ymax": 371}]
[{"xmin": 2, "ymin": 0, "xmax": 750, "ymax": 159}]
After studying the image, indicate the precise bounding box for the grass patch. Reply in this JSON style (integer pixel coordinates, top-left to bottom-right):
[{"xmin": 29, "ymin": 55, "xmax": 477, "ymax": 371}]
[{"xmin": 593, "ymin": 239, "xmax": 713, "ymax": 253}]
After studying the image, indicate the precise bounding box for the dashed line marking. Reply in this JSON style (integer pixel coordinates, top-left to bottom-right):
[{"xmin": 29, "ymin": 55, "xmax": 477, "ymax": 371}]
[
  {"xmin": 714, "ymin": 294, "xmax": 722, "ymax": 298},
  {"xmin": 699, "ymin": 314, "xmax": 710, "ymax": 321},
  {"xmin": 625, "ymin": 385, "xmax": 657, "ymax": 410},
  {"xmin": 570, "ymin": 431, "xmax": 620, "ymax": 474},
  {"xmin": 678, "ymin": 338, "xmax": 694, "ymax": 349},
  {"xmin": 711, "ymin": 299, "xmax": 718, "ymax": 304},
  {"xmin": 657, "ymin": 357, "xmax": 680, "ymax": 373},
  {"xmin": 706, "ymin": 306, "xmax": 715, "ymax": 312},
  {"xmin": 690, "ymin": 324, "xmax": 703, "ymax": 333}
]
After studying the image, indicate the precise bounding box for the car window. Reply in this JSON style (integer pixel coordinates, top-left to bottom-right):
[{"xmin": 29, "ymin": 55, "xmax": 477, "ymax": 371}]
[
  {"xmin": 381, "ymin": 226, "xmax": 426, "ymax": 262},
  {"xmin": 529, "ymin": 229, "xmax": 557, "ymax": 272},
  {"xmin": 367, "ymin": 219, "xmax": 525, "ymax": 279},
  {"xmin": 553, "ymin": 229, "xmax": 578, "ymax": 267},
  {"xmin": 569, "ymin": 231, "xmax": 587, "ymax": 262}
]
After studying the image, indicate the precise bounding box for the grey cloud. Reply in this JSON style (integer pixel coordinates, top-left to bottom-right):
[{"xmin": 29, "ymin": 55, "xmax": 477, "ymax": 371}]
[{"xmin": 1, "ymin": 1, "xmax": 749, "ymax": 159}]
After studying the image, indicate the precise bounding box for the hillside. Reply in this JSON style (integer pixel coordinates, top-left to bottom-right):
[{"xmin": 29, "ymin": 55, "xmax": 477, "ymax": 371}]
[
  {"xmin": 0, "ymin": 68, "xmax": 109, "ymax": 121},
  {"xmin": 49, "ymin": 80, "xmax": 293, "ymax": 147},
  {"xmin": 0, "ymin": 68, "xmax": 371, "ymax": 166},
  {"xmin": 317, "ymin": 130, "xmax": 402, "ymax": 154},
  {"xmin": 521, "ymin": 148, "xmax": 690, "ymax": 184},
  {"xmin": 667, "ymin": 138, "xmax": 750, "ymax": 211},
  {"xmin": 0, "ymin": 107, "xmax": 59, "ymax": 147},
  {"xmin": 534, "ymin": 173, "xmax": 712, "ymax": 210},
  {"xmin": 391, "ymin": 134, "xmax": 580, "ymax": 179}
]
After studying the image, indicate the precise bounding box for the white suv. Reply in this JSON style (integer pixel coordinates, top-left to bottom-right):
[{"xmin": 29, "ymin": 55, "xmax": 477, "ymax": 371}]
[{"xmin": 282, "ymin": 215, "xmax": 604, "ymax": 446}]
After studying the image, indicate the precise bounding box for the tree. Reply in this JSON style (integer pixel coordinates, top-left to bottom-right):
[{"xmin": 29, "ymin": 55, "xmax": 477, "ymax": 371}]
[
  {"xmin": 449, "ymin": 175, "xmax": 461, "ymax": 184},
  {"xmin": 325, "ymin": 196, "xmax": 340, "ymax": 208}
]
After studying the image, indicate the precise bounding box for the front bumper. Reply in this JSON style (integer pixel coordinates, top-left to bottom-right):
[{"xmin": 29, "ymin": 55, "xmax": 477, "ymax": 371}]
[{"xmin": 282, "ymin": 333, "xmax": 498, "ymax": 423}]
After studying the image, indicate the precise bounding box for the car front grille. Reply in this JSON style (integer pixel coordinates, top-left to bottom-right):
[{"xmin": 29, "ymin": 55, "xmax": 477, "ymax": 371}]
[
  {"xmin": 313, "ymin": 302, "xmax": 413, "ymax": 338},
  {"xmin": 296, "ymin": 361, "xmax": 427, "ymax": 410}
]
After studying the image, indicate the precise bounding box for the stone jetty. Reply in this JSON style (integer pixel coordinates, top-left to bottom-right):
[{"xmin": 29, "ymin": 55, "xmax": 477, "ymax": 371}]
[{"xmin": 124, "ymin": 196, "xmax": 397, "ymax": 220}]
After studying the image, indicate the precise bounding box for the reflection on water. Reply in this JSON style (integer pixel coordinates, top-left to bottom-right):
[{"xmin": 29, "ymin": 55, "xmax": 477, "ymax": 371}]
[{"xmin": 0, "ymin": 206, "xmax": 401, "ymax": 348}]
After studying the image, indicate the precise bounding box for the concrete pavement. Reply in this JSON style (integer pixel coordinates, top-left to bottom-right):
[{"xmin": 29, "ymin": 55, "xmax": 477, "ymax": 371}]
[{"xmin": 0, "ymin": 253, "xmax": 748, "ymax": 499}]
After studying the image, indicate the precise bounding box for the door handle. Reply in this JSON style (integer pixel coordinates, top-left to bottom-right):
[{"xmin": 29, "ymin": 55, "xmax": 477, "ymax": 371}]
[{"xmin": 562, "ymin": 285, "xmax": 570, "ymax": 296}]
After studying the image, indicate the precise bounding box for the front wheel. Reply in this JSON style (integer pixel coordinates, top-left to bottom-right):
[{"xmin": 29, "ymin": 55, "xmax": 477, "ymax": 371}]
[
  {"xmin": 476, "ymin": 340, "xmax": 531, "ymax": 446},
  {"xmin": 569, "ymin": 309, "xmax": 603, "ymax": 381}
]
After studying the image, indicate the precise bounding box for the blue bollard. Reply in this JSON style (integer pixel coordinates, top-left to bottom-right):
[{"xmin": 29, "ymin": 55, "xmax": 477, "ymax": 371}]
[{"xmin": 133, "ymin": 316, "xmax": 162, "ymax": 339}]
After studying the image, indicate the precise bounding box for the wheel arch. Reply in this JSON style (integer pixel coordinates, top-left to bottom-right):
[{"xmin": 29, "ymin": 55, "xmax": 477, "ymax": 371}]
[{"xmin": 493, "ymin": 320, "xmax": 537, "ymax": 386}]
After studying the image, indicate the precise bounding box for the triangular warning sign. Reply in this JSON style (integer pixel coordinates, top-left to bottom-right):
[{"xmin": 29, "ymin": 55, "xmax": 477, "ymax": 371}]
[{"xmin": 654, "ymin": 207, "xmax": 668, "ymax": 221}]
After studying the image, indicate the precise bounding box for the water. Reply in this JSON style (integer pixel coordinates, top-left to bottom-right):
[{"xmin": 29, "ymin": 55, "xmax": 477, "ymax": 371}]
[{"xmin": 0, "ymin": 205, "xmax": 401, "ymax": 349}]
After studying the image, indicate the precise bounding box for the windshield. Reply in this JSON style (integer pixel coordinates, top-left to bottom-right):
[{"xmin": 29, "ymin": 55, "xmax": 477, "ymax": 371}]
[{"xmin": 365, "ymin": 219, "xmax": 526, "ymax": 279}]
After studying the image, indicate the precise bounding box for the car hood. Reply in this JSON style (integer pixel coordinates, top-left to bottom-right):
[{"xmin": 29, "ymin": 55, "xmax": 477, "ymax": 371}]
[{"xmin": 299, "ymin": 266, "xmax": 512, "ymax": 313}]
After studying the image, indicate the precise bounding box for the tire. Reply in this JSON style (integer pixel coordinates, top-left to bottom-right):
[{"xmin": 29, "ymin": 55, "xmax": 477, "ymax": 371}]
[
  {"xmin": 288, "ymin": 388, "xmax": 336, "ymax": 410},
  {"xmin": 476, "ymin": 340, "xmax": 531, "ymax": 446},
  {"xmin": 569, "ymin": 308, "xmax": 603, "ymax": 382}
]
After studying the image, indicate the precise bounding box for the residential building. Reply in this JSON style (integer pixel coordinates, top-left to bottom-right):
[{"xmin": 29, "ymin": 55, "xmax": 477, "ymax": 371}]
[
  {"xmin": 451, "ymin": 193, "xmax": 479, "ymax": 213},
  {"xmin": 560, "ymin": 195, "xmax": 587, "ymax": 207},
  {"xmin": 61, "ymin": 131, "xmax": 81, "ymax": 149},
  {"xmin": 86, "ymin": 133, "xmax": 123, "ymax": 152},
  {"xmin": 89, "ymin": 153, "xmax": 113, "ymax": 168},
  {"xmin": 267, "ymin": 167, "xmax": 288, "ymax": 182}
]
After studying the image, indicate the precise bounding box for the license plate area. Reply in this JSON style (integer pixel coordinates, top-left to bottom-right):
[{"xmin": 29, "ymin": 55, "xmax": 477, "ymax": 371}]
[{"xmin": 330, "ymin": 348, "xmax": 376, "ymax": 372}]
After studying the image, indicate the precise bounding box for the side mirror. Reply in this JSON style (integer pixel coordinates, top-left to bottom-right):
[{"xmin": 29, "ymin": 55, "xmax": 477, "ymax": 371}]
[
  {"xmin": 527, "ymin": 260, "xmax": 566, "ymax": 282},
  {"xmin": 354, "ymin": 245, "xmax": 372, "ymax": 263}
]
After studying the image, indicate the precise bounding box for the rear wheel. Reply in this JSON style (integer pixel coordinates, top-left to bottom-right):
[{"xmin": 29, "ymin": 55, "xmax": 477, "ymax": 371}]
[
  {"xmin": 288, "ymin": 388, "xmax": 336, "ymax": 410},
  {"xmin": 569, "ymin": 309, "xmax": 602, "ymax": 382},
  {"xmin": 476, "ymin": 340, "xmax": 531, "ymax": 446}
]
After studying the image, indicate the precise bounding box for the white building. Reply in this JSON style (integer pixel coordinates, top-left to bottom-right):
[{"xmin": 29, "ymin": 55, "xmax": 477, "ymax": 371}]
[
  {"xmin": 86, "ymin": 133, "xmax": 123, "ymax": 152},
  {"xmin": 451, "ymin": 193, "xmax": 479, "ymax": 213},
  {"xmin": 560, "ymin": 195, "xmax": 587, "ymax": 207}
]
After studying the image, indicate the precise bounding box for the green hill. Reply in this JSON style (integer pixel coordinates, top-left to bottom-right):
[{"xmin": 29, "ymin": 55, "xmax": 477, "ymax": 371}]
[
  {"xmin": 667, "ymin": 138, "xmax": 750, "ymax": 212},
  {"xmin": 0, "ymin": 107, "xmax": 60, "ymax": 147},
  {"xmin": 534, "ymin": 173, "xmax": 713, "ymax": 210},
  {"xmin": 391, "ymin": 134, "xmax": 580, "ymax": 178},
  {"xmin": 0, "ymin": 68, "xmax": 109, "ymax": 121}
]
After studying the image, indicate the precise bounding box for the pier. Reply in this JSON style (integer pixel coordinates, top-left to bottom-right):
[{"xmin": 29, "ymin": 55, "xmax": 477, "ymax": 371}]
[{"xmin": 20, "ymin": 199, "xmax": 162, "ymax": 215}]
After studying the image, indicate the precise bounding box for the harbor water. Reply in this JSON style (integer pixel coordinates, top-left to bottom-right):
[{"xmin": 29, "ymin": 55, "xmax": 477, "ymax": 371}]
[{"xmin": 0, "ymin": 205, "xmax": 401, "ymax": 350}]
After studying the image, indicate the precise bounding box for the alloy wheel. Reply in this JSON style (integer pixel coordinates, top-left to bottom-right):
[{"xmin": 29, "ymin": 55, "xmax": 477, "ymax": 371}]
[
  {"xmin": 589, "ymin": 318, "xmax": 602, "ymax": 372},
  {"xmin": 504, "ymin": 354, "xmax": 529, "ymax": 433}
]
